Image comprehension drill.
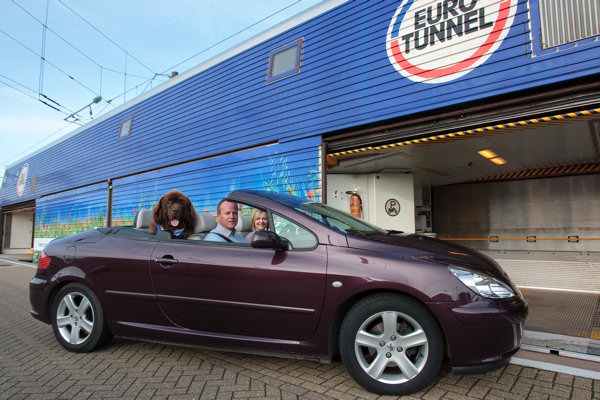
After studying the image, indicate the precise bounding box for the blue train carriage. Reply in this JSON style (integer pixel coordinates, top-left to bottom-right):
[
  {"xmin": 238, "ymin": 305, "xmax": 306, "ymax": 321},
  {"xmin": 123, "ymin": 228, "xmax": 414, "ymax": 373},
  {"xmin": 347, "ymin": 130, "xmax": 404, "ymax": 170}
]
[{"xmin": 0, "ymin": 0, "xmax": 598, "ymax": 266}]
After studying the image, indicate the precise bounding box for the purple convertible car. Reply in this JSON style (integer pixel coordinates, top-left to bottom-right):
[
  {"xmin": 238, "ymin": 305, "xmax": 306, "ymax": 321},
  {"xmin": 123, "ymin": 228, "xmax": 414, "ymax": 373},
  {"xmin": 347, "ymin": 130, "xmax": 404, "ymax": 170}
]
[{"xmin": 30, "ymin": 189, "xmax": 527, "ymax": 395}]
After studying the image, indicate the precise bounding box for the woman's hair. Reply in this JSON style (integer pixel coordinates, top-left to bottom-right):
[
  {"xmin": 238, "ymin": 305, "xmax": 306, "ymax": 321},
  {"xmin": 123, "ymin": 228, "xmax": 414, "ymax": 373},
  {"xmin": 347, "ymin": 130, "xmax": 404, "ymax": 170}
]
[{"xmin": 251, "ymin": 209, "xmax": 268, "ymax": 231}]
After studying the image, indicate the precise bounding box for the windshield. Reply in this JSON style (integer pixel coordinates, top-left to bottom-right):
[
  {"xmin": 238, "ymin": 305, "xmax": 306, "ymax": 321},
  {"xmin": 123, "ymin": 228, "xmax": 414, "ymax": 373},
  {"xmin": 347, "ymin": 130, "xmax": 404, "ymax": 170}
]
[{"xmin": 295, "ymin": 202, "xmax": 387, "ymax": 236}]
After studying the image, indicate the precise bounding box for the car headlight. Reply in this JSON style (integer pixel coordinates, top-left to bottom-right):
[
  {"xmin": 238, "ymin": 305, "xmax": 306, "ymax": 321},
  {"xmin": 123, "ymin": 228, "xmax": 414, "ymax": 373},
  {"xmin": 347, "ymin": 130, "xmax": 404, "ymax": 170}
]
[{"xmin": 448, "ymin": 266, "xmax": 515, "ymax": 299}]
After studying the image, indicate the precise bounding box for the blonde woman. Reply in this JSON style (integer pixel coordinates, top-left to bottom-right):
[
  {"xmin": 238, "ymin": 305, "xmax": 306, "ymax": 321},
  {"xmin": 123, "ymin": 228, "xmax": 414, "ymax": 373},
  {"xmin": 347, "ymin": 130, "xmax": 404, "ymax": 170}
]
[{"xmin": 245, "ymin": 209, "xmax": 269, "ymax": 243}]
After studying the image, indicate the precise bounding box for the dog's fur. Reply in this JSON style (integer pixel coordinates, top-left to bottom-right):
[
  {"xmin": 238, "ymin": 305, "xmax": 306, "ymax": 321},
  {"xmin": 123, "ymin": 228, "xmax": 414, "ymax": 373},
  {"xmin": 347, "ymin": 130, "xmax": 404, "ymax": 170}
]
[{"xmin": 149, "ymin": 190, "xmax": 196, "ymax": 239}]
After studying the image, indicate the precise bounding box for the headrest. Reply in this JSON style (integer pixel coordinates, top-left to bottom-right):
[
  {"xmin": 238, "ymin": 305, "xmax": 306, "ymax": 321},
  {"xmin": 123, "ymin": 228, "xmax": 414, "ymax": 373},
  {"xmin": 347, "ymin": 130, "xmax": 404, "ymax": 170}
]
[
  {"xmin": 194, "ymin": 212, "xmax": 217, "ymax": 233},
  {"xmin": 134, "ymin": 209, "xmax": 153, "ymax": 229},
  {"xmin": 235, "ymin": 214, "xmax": 252, "ymax": 232}
]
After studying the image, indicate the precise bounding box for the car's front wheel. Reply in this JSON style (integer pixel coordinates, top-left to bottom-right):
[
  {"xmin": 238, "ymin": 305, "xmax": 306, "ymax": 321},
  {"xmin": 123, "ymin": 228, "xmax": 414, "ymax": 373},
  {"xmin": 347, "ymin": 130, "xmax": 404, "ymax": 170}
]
[
  {"xmin": 339, "ymin": 294, "xmax": 444, "ymax": 395},
  {"xmin": 51, "ymin": 283, "xmax": 112, "ymax": 352}
]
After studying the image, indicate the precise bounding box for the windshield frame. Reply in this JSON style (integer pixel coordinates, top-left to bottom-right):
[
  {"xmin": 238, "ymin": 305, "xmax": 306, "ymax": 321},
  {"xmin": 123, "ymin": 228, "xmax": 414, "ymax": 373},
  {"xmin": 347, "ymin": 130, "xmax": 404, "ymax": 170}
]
[{"xmin": 293, "ymin": 201, "xmax": 387, "ymax": 236}]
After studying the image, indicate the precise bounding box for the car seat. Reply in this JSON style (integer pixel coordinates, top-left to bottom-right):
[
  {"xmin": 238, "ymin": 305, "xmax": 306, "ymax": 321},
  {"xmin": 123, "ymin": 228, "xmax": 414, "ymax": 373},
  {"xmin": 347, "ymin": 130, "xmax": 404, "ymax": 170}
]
[
  {"xmin": 188, "ymin": 212, "xmax": 217, "ymax": 240},
  {"xmin": 133, "ymin": 209, "xmax": 153, "ymax": 230},
  {"xmin": 235, "ymin": 214, "xmax": 252, "ymax": 237}
]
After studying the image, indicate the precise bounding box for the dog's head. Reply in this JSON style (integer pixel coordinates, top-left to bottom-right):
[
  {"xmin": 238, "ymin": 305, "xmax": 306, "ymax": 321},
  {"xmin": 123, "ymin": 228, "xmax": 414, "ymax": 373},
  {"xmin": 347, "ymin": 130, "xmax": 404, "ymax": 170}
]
[{"xmin": 153, "ymin": 190, "xmax": 196, "ymax": 232}]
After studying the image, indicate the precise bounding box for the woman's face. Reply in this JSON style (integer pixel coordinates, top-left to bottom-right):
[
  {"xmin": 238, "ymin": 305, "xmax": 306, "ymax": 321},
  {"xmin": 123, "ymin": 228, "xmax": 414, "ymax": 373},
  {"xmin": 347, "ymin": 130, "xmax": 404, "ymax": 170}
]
[{"xmin": 254, "ymin": 211, "xmax": 268, "ymax": 231}]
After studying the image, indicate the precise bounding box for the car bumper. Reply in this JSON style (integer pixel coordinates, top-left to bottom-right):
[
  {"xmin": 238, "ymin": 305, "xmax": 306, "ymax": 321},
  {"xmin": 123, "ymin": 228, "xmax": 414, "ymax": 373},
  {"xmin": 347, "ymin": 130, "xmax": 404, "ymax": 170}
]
[
  {"xmin": 29, "ymin": 276, "xmax": 51, "ymax": 324},
  {"xmin": 428, "ymin": 296, "xmax": 528, "ymax": 369}
]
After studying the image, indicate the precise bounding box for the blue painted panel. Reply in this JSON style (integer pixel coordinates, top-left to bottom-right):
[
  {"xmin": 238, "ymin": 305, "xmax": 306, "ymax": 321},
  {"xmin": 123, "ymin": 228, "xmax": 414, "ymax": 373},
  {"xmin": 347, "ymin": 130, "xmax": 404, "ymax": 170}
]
[
  {"xmin": 111, "ymin": 137, "xmax": 321, "ymax": 225},
  {"xmin": 34, "ymin": 182, "xmax": 108, "ymax": 239},
  {"xmin": 1, "ymin": 0, "xmax": 599, "ymax": 207}
]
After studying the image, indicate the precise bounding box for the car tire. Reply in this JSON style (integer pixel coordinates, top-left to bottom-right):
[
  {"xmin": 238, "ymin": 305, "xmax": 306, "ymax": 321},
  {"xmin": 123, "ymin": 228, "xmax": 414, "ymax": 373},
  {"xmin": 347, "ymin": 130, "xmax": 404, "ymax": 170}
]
[
  {"xmin": 50, "ymin": 283, "xmax": 112, "ymax": 353},
  {"xmin": 339, "ymin": 293, "xmax": 444, "ymax": 395}
]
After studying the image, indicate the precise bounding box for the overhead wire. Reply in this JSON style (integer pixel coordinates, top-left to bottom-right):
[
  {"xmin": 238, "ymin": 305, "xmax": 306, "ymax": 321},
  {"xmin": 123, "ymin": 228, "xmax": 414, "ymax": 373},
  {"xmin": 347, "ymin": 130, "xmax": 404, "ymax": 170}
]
[
  {"xmin": 159, "ymin": 0, "xmax": 302, "ymax": 75},
  {"xmin": 9, "ymin": 0, "xmax": 160, "ymax": 119},
  {"xmin": 11, "ymin": 0, "xmax": 153, "ymax": 80},
  {"xmin": 56, "ymin": 0, "xmax": 157, "ymax": 76},
  {"xmin": 103, "ymin": 0, "xmax": 306, "ymax": 102},
  {"xmin": 6, "ymin": 0, "xmax": 306, "ymax": 115},
  {"xmin": 8, "ymin": 0, "xmax": 167, "ymax": 125},
  {"xmin": 0, "ymin": 77, "xmax": 73, "ymax": 117},
  {"xmin": 38, "ymin": 0, "xmax": 49, "ymax": 95},
  {"xmin": 0, "ymin": 52, "xmax": 80, "ymax": 118},
  {"xmin": 0, "ymin": 79, "xmax": 42, "ymax": 106},
  {"xmin": 0, "ymin": 26, "xmax": 100, "ymax": 101},
  {"xmin": 0, "ymin": 73, "xmax": 38, "ymax": 97},
  {"xmin": 2, "ymin": 0, "xmax": 311, "ymax": 169}
]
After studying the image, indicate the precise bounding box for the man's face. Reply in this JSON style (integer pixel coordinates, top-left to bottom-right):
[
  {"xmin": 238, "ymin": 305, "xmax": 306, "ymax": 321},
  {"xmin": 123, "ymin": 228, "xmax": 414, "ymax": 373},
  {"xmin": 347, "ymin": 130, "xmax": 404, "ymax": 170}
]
[{"xmin": 218, "ymin": 201, "xmax": 238, "ymax": 230}]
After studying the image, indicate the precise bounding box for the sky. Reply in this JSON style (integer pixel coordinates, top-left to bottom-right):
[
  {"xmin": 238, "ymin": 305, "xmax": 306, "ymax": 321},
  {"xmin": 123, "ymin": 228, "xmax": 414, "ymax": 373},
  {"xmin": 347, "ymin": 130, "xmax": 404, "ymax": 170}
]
[{"xmin": 0, "ymin": 0, "xmax": 324, "ymax": 180}]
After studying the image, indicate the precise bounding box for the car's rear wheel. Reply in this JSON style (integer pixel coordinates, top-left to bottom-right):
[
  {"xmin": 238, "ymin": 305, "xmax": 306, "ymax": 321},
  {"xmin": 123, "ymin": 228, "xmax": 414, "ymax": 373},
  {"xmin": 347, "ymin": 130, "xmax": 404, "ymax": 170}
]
[
  {"xmin": 51, "ymin": 283, "xmax": 112, "ymax": 352},
  {"xmin": 339, "ymin": 294, "xmax": 444, "ymax": 395}
]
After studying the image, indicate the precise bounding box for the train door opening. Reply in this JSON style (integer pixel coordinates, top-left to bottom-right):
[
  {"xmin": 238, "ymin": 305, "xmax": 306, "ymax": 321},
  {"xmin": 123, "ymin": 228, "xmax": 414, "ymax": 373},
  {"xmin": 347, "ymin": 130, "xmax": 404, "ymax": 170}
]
[
  {"xmin": 325, "ymin": 107, "xmax": 600, "ymax": 356},
  {"xmin": 1, "ymin": 207, "xmax": 34, "ymax": 259}
]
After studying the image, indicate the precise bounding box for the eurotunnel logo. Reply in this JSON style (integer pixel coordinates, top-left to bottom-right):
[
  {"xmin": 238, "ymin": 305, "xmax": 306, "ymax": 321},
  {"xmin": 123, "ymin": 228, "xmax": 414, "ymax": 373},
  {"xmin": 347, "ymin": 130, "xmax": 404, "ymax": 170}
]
[
  {"xmin": 16, "ymin": 163, "xmax": 28, "ymax": 196},
  {"xmin": 386, "ymin": 0, "xmax": 516, "ymax": 83}
]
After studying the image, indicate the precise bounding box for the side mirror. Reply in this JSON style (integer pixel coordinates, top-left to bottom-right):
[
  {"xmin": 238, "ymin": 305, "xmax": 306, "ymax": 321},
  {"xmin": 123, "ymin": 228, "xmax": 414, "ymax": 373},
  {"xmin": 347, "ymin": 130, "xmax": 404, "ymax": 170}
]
[{"xmin": 251, "ymin": 231, "xmax": 289, "ymax": 250}]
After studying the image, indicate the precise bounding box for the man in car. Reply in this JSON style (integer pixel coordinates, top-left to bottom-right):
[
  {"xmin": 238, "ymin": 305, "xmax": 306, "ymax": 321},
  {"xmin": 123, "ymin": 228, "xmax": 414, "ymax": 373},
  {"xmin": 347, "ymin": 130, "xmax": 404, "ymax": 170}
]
[{"xmin": 203, "ymin": 198, "xmax": 246, "ymax": 243}]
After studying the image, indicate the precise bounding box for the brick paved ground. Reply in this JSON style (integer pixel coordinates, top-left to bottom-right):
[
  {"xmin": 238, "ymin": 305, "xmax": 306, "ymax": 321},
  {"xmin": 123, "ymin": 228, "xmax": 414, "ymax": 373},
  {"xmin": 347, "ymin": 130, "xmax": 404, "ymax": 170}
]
[{"xmin": 1, "ymin": 263, "xmax": 598, "ymax": 400}]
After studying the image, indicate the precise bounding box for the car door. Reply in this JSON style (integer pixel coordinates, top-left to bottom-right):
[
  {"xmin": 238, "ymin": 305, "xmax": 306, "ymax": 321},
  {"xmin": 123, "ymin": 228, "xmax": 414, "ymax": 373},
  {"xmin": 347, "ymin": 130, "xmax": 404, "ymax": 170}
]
[
  {"xmin": 92, "ymin": 232, "xmax": 167, "ymax": 327},
  {"xmin": 149, "ymin": 222, "xmax": 327, "ymax": 342}
]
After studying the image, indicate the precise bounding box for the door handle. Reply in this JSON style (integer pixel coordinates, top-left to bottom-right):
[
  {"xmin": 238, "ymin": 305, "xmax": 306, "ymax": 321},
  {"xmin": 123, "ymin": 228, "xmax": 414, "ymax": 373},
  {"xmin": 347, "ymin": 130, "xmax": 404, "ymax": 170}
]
[{"xmin": 155, "ymin": 257, "xmax": 178, "ymax": 266}]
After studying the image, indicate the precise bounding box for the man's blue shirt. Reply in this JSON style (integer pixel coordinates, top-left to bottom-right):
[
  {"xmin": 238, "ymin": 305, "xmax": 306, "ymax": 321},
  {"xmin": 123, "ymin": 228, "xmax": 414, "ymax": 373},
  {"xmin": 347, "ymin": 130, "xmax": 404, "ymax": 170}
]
[{"xmin": 203, "ymin": 224, "xmax": 245, "ymax": 243}]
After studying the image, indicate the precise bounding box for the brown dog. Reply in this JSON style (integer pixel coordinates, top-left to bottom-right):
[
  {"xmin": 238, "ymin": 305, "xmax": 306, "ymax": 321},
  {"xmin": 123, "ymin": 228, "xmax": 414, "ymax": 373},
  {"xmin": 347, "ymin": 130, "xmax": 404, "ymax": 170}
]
[{"xmin": 149, "ymin": 190, "xmax": 196, "ymax": 239}]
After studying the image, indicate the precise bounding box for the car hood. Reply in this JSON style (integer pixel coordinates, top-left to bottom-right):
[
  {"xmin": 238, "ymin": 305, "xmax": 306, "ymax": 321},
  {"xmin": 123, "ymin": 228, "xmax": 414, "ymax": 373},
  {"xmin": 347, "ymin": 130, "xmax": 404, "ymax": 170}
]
[{"xmin": 346, "ymin": 233, "xmax": 511, "ymax": 281}]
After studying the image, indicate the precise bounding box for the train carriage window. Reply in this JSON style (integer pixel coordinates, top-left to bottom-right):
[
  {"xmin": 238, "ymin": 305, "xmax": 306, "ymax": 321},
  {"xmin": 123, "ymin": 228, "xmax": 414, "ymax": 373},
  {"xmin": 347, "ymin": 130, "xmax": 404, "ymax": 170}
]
[
  {"xmin": 118, "ymin": 115, "xmax": 134, "ymax": 140},
  {"xmin": 267, "ymin": 38, "xmax": 303, "ymax": 83}
]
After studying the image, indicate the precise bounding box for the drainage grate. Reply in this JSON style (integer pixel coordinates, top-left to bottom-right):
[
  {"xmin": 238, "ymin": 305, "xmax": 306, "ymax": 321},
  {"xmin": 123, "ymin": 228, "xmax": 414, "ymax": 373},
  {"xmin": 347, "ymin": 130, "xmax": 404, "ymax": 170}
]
[{"xmin": 521, "ymin": 288, "xmax": 600, "ymax": 339}]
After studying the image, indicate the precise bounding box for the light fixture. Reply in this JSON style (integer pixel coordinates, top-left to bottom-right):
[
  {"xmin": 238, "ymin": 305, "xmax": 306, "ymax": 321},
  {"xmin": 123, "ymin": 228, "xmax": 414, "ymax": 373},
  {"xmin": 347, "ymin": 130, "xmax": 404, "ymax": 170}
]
[
  {"xmin": 477, "ymin": 149, "xmax": 507, "ymax": 165},
  {"xmin": 477, "ymin": 149, "xmax": 497, "ymax": 159},
  {"xmin": 64, "ymin": 96, "xmax": 103, "ymax": 122}
]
